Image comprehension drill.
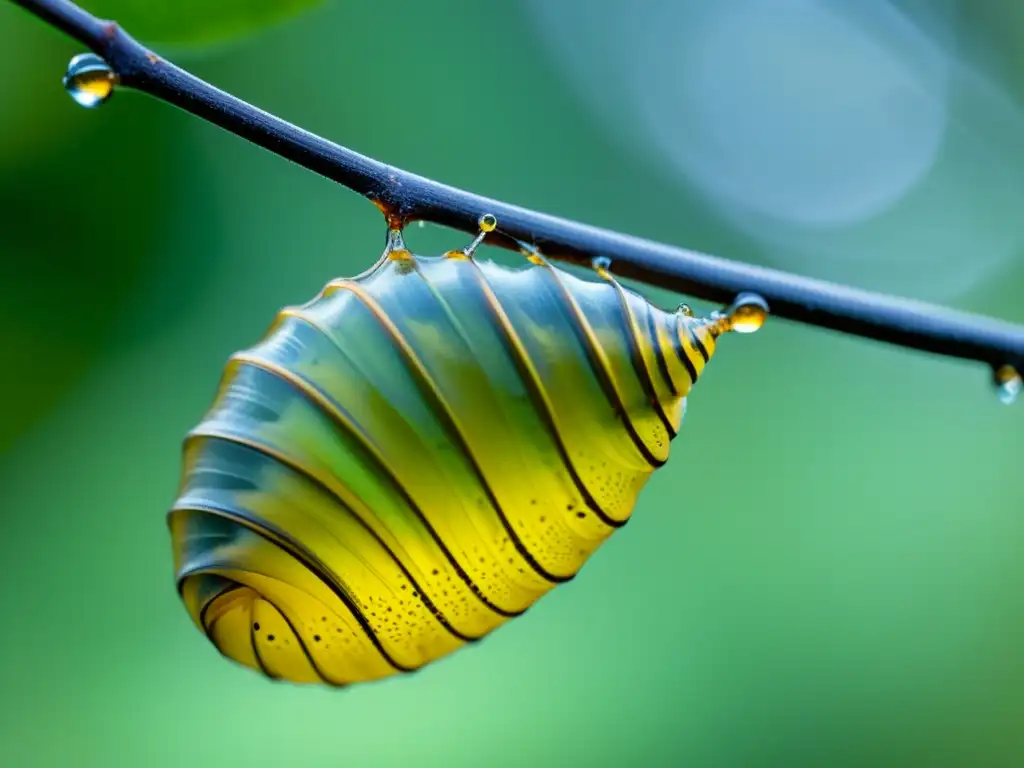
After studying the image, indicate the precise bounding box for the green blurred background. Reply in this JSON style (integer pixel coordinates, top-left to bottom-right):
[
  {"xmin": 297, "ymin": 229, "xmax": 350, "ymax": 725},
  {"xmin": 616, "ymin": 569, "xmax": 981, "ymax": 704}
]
[{"xmin": 1, "ymin": 0, "xmax": 1022, "ymax": 765}]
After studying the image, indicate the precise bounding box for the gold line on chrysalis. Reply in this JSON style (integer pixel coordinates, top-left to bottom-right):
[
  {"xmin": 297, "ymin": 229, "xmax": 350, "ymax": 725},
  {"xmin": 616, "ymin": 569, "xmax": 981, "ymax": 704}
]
[
  {"xmin": 598, "ymin": 264, "xmax": 678, "ymax": 439},
  {"xmin": 536, "ymin": 257, "xmax": 665, "ymax": 468},
  {"xmin": 182, "ymin": 427, "xmax": 479, "ymax": 643},
  {"xmin": 464, "ymin": 256, "xmax": 627, "ymax": 528},
  {"xmin": 249, "ymin": 606, "xmax": 277, "ymax": 679},
  {"xmin": 262, "ymin": 593, "xmax": 347, "ymax": 687},
  {"xmin": 175, "ymin": 500, "xmax": 412, "ymax": 673},
  {"xmin": 644, "ymin": 305, "xmax": 679, "ymax": 396},
  {"xmin": 327, "ymin": 279, "xmax": 570, "ymax": 587},
  {"xmin": 226, "ymin": 351, "xmax": 524, "ymax": 620},
  {"xmin": 682, "ymin": 317, "xmax": 710, "ymax": 363},
  {"xmin": 264, "ymin": 309, "xmax": 519, "ymax": 619},
  {"xmin": 200, "ymin": 586, "xmax": 248, "ymax": 663},
  {"xmin": 673, "ymin": 315, "xmax": 705, "ymax": 380}
]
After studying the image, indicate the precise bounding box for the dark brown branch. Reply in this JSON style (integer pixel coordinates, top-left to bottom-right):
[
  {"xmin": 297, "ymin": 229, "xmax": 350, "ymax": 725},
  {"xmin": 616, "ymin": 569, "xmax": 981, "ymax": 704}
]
[{"xmin": 11, "ymin": 0, "xmax": 1024, "ymax": 378}]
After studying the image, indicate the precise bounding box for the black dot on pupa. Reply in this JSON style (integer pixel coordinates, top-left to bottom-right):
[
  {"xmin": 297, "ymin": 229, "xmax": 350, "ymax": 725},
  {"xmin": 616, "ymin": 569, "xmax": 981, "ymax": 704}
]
[
  {"xmin": 267, "ymin": 634, "xmax": 275, "ymax": 642},
  {"xmin": 314, "ymin": 635, "xmax": 321, "ymax": 642}
]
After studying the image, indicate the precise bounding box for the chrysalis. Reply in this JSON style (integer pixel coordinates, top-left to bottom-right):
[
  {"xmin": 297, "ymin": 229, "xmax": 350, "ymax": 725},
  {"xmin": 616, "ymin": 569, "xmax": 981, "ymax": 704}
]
[{"xmin": 168, "ymin": 215, "xmax": 767, "ymax": 686}]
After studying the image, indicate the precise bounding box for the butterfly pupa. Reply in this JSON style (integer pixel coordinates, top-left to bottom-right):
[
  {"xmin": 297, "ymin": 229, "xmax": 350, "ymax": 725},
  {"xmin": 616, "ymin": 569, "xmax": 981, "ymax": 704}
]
[{"xmin": 168, "ymin": 215, "xmax": 767, "ymax": 686}]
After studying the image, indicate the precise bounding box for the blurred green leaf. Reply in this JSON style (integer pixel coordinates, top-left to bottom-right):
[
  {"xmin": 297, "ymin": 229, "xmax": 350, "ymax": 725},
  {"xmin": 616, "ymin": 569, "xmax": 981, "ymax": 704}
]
[
  {"xmin": 80, "ymin": 0, "xmax": 326, "ymax": 46},
  {"xmin": 0, "ymin": 78, "xmax": 215, "ymax": 451},
  {"xmin": 0, "ymin": 4, "xmax": 77, "ymax": 165}
]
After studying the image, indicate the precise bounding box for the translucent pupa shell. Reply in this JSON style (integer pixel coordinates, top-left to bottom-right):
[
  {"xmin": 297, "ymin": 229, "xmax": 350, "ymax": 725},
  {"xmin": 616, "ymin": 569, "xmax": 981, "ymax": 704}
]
[{"xmin": 168, "ymin": 226, "xmax": 756, "ymax": 686}]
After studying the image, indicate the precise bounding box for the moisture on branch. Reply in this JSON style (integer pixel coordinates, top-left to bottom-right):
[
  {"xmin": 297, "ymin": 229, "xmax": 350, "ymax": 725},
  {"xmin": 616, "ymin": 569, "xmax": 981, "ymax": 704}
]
[{"xmin": 11, "ymin": 0, "xmax": 1024, "ymax": 384}]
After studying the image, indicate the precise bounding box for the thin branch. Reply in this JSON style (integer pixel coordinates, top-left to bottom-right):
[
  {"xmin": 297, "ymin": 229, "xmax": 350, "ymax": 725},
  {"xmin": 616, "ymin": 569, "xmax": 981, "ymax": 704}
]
[{"xmin": 11, "ymin": 0, "xmax": 1024, "ymax": 379}]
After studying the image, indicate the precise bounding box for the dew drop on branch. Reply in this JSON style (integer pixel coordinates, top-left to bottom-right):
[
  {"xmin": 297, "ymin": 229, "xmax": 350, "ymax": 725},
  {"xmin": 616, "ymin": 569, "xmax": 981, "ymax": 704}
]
[
  {"xmin": 63, "ymin": 53, "xmax": 116, "ymax": 109},
  {"xmin": 726, "ymin": 292, "xmax": 770, "ymax": 334},
  {"xmin": 994, "ymin": 365, "xmax": 1022, "ymax": 405}
]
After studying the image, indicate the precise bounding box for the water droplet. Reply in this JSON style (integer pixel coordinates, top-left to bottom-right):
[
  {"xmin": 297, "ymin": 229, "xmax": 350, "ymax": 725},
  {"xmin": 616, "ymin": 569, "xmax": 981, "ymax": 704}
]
[
  {"xmin": 416, "ymin": 220, "xmax": 426, "ymax": 229},
  {"xmin": 726, "ymin": 292, "xmax": 770, "ymax": 334},
  {"xmin": 676, "ymin": 303, "xmax": 694, "ymax": 317},
  {"xmin": 464, "ymin": 217, "xmax": 495, "ymax": 257},
  {"xmin": 63, "ymin": 53, "xmax": 116, "ymax": 109},
  {"xmin": 592, "ymin": 256, "xmax": 612, "ymax": 272},
  {"xmin": 993, "ymin": 365, "xmax": 1022, "ymax": 405}
]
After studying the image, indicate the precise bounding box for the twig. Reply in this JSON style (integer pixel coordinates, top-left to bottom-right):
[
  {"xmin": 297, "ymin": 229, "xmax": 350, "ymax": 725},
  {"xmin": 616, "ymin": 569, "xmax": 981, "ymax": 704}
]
[{"xmin": 10, "ymin": 0, "xmax": 1024, "ymax": 379}]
